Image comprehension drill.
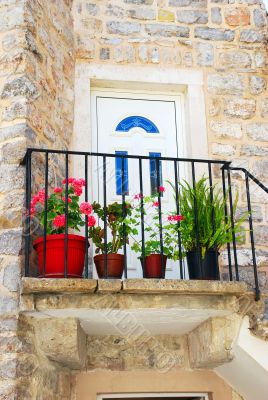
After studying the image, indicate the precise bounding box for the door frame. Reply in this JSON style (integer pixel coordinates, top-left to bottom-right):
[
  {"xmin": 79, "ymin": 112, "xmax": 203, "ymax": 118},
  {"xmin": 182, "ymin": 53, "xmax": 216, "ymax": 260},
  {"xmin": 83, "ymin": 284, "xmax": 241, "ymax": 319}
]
[
  {"xmin": 97, "ymin": 393, "xmax": 209, "ymax": 400},
  {"xmin": 72, "ymin": 63, "xmax": 208, "ymax": 162}
]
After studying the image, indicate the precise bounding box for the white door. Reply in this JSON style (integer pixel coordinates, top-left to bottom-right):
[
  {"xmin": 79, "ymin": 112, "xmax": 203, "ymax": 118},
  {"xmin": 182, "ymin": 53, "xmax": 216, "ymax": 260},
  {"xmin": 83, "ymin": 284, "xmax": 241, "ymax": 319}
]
[{"xmin": 91, "ymin": 89, "xmax": 186, "ymax": 279}]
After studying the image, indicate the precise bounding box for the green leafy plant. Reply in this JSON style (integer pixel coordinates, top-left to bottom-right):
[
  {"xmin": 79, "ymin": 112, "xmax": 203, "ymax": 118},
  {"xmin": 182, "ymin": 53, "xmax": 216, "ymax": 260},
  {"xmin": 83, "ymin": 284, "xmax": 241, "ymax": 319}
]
[
  {"xmin": 30, "ymin": 178, "xmax": 94, "ymax": 235},
  {"xmin": 88, "ymin": 201, "xmax": 134, "ymax": 254},
  {"xmin": 170, "ymin": 177, "xmax": 247, "ymax": 259},
  {"xmin": 128, "ymin": 189, "xmax": 183, "ymax": 260}
]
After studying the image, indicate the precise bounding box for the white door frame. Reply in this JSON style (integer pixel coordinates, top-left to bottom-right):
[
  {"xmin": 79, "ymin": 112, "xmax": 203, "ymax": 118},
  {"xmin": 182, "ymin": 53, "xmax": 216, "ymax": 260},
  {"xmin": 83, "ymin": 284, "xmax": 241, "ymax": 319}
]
[
  {"xmin": 72, "ymin": 63, "xmax": 208, "ymax": 168},
  {"xmin": 97, "ymin": 392, "xmax": 209, "ymax": 400}
]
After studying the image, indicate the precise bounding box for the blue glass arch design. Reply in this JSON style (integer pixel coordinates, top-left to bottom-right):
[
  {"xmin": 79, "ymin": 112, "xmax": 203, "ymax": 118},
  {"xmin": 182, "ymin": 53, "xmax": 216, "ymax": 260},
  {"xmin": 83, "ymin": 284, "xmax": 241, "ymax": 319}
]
[{"xmin": 115, "ymin": 116, "xmax": 159, "ymax": 134}]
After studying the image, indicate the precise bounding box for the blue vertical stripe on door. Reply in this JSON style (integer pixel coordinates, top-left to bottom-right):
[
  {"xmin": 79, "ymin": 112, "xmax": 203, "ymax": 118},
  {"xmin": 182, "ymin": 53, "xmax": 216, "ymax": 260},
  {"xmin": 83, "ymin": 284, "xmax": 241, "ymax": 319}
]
[
  {"xmin": 115, "ymin": 151, "xmax": 129, "ymax": 195},
  {"xmin": 149, "ymin": 152, "xmax": 163, "ymax": 195}
]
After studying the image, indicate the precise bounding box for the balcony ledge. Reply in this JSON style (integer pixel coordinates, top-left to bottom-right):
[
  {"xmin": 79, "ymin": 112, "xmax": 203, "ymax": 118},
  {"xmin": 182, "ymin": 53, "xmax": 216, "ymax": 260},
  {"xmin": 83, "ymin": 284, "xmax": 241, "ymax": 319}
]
[{"xmin": 21, "ymin": 277, "xmax": 252, "ymax": 296}]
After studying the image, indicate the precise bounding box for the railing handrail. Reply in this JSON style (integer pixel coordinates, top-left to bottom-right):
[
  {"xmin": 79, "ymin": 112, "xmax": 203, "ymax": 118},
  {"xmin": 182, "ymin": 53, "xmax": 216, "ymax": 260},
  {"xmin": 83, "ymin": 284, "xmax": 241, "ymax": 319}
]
[
  {"xmin": 22, "ymin": 148, "xmax": 231, "ymax": 166},
  {"xmin": 224, "ymin": 166, "xmax": 268, "ymax": 195}
]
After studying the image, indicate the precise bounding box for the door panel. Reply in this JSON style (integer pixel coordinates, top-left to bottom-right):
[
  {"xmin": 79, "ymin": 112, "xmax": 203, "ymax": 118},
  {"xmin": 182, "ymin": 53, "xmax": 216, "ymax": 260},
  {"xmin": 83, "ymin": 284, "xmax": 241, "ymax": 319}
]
[{"xmin": 91, "ymin": 90, "xmax": 185, "ymax": 279}]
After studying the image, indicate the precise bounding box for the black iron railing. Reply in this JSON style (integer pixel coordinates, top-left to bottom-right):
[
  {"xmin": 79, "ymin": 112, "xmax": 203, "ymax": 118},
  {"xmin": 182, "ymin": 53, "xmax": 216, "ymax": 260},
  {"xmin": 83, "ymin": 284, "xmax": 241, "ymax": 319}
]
[{"xmin": 22, "ymin": 148, "xmax": 268, "ymax": 300}]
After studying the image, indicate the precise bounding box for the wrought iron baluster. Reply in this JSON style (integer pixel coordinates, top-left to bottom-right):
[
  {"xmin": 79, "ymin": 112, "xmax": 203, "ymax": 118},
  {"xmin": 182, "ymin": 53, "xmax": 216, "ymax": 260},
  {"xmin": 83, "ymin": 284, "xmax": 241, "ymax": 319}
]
[{"xmin": 221, "ymin": 167, "xmax": 232, "ymax": 281}]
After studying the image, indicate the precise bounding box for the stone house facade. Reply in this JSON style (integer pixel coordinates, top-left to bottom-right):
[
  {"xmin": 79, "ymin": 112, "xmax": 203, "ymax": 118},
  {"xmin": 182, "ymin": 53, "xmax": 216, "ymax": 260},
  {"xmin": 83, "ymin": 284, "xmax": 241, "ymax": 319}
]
[{"xmin": 0, "ymin": 0, "xmax": 268, "ymax": 399}]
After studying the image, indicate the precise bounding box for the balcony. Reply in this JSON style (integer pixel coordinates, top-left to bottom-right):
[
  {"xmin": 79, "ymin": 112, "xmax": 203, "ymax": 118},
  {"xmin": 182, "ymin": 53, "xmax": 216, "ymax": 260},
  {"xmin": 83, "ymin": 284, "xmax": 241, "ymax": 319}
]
[{"xmin": 22, "ymin": 148, "xmax": 268, "ymax": 301}]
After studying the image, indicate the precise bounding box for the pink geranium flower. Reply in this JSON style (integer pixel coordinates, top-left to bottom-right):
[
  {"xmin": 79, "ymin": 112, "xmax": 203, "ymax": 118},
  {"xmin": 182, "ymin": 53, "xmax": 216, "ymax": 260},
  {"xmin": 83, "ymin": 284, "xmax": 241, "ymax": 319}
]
[
  {"xmin": 168, "ymin": 215, "xmax": 184, "ymax": 222},
  {"xmin": 62, "ymin": 197, "xmax": 72, "ymax": 203},
  {"xmin": 62, "ymin": 177, "xmax": 75, "ymax": 184},
  {"xmin": 75, "ymin": 178, "xmax": 86, "ymax": 187},
  {"xmin": 80, "ymin": 202, "xmax": 93, "ymax": 215},
  {"xmin": 159, "ymin": 186, "xmax": 165, "ymax": 192},
  {"xmin": 74, "ymin": 187, "xmax": 82, "ymax": 196},
  {"xmin": 87, "ymin": 215, "xmax": 96, "ymax": 227},
  {"xmin": 53, "ymin": 214, "xmax": 66, "ymax": 228},
  {"xmin": 153, "ymin": 201, "xmax": 159, "ymax": 207},
  {"xmin": 72, "ymin": 179, "xmax": 85, "ymax": 196},
  {"xmin": 54, "ymin": 187, "xmax": 63, "ymax": 193},
  {"xmin": 134, "ymin": 193, "xmax": 143, "ymax": 200},
  {"xmin": 37, "ymin": 189, "xmax": 46, "ymax": 204}
]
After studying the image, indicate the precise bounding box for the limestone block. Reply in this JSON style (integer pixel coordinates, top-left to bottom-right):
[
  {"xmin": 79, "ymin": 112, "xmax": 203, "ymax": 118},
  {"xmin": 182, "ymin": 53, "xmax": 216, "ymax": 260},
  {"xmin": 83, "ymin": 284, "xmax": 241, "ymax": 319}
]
[
  {"xmin": 0, "ymin": 295, "xmax": 18, "ymax": 313},
  {"xmin": 145, "ymin": 24, "xmax": 189, "ymax": 38},
  {"xmin": 194, "ymin": 27, "xmax": 235, "ymax": 41},
  {"xmin": 0, "ymin": 3, "xmax": 24, "ymax": 32},
  {"xmin": 188, "ymin": 315, "xmax": 241, "ymax": 368},
  {"xmin": 224, "ymin": 98, "xmax": 256, "ymax": 119},
  {"xmin": 253, "ymin": 9, "xmax": 266, "ymax": 27},
  {"xmin": 249, "ymin": 75, "xmax": 266, "ymax": 95},
  {"xmin": 107, "ymin": 21, "xmax": 141, "ymax": 35},
  {"xmin": 124, "ymin": 0, "xmax": 154, "ymax": 4},
  {"xmin": 87, "ymin": 334, "xmax": 187, "ymax": 371},
  {"xmin": 252, "ymin": 160, "xmax": 268, "ymax": 180},
  {"xmin": 254, "ymin": 52, "xmax": 266, "ymax": 68},
  {"xmin": 21, "ymin": 278, "xmax": 97, "ymax": 294},
  {"xmin": 208, "ymin": 73, "xmax": 244, "ymax": 95},
  {"xmin": 254, "ymin": 225, "xmax": 268, "ymax": 246},
  {"xmin": 240, "ymin": 144, "xmax": 268, "ymax": 157},
  {"xmin": 1, "ymin": 75, "xmax": 39, "ymax": 100},
  {"xmin": 35, "ymin": 317, "xmax": 87, "ymax": 369},
  {"xmin": 169, "ymin": 0, "xmax": 206, "ymax": 7},
  {"xmin": 0, "ymin": 229, "xmax": 22, "ymax": 255},
  {"xmin": 0, "ymin": 137, "xmax": 27, "ymax": 164},
  {"xmin": 2, "ymin": 98, "xmax": 28, "ymax": 121},
  {"xmin": 196, "ymin": 42, "xmax": 213, "ymax": 66},
  {"xmin": 219, "ymin": 51, "xmax": 251, "ymax": 69},
  {"xmin": 122, "ymin": 279, "xmax": 249, "ymax": 295},
  {"xmin": 85, "ymin": 3, "xmax": 99, "ymax": 16},
  {"xmin": 139, "ymin": 45, "xmax": 148, "ymax": 62},
  {"xmin": 128, "ymin": 8, "xmax": 156, "ymax": 20},
  {"xmin": 176, "ymin": 10, "xmax": 208, "ymax": 24},
  {"xmin": 220, "ymin": 248, "xmax": 268, "ymax": 268},
  {"xmin": 211, "ymin": 7, "xmax": 222, "ymax": 24},
  {"xmin": 106, "ymin": 4, "xmax": 125, "ymax": 17},
  {"xmin": 211, "ymin": 143, "xmax": 236, "ymax": 156},
  {"xmin": 100, "ymin": 48, "xmax": 110, "ymax": 60},
  {"xmin": 246, "ymin": 123, "xmax": 268, "ymax": 141},
  {"xmin": 210, "ymin": 121, "xmax": 242, "ymax": 138},
  {"xmin": 158, "ymin": 9, "xmax": 175, "ymax": 22},
  {"xmin": 224, "ymin": 7, "xmax": 250, "ymax": 26},
  {"xmin": 240, "ymin": 29, "xmax": 266, "ymax": 43}
]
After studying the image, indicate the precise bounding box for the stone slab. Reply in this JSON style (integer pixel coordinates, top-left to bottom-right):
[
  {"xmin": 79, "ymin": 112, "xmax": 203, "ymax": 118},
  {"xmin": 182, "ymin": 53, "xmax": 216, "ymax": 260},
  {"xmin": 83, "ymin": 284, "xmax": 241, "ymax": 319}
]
[
  {"xmin": 122, "ymin": 279, "xmax": 251, "ymax": 295},
  {"xmin": 97, "ymin": 279, "xmax": 122, "ymax": 293},
  {"xmin": 21, "ymin": 278, "xmax": 97, "ymax": 294}
]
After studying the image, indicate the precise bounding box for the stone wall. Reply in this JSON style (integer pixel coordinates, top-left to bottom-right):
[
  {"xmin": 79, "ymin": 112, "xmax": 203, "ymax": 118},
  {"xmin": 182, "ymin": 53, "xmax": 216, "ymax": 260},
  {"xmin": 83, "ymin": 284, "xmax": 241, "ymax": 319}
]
[
  {"xmin": 73, "ymin": 0, "xmax": 268, "ymax": 290},
  {"xmin": 0, "ymin": 0, "xmax": 75, "ymax": 397}
]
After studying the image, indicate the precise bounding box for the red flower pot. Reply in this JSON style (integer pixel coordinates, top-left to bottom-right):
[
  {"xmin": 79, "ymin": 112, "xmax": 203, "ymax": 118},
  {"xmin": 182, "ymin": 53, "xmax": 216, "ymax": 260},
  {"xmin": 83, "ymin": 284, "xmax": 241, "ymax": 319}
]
[
  {"xmin": 94, "ymin": 253, "xmax": 124, "ymax": 279},
  {"xmin": 141, "ymin": 254, "xmax": 167, "ymax": 278},
  {"xmin": 33, "ymin": 234, "xmax": 87, "ymax": 278}
]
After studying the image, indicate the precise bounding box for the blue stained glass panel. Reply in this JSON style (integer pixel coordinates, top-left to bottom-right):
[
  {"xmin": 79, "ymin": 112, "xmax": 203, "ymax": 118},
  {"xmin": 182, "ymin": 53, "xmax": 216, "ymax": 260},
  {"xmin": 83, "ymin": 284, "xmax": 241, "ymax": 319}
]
[
  {"xmin": 149, "ymin": 152, "xmax": 163, "ymax": 195},
  {"xmin": 116, "ymin": 116, "xmax": 159, "ymax": 134},
  {"xmin": 115, "ymin": 151, "xmax": 129, "ymax": 195}
]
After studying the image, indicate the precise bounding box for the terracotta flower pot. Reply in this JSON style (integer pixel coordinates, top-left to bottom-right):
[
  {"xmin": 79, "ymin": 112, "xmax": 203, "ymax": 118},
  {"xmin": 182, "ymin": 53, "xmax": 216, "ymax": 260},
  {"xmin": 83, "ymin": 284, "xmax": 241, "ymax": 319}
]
[
  {"xmin": 33, "ymin": 234, "xmax": 87, "ymax": 278},
  {"xmin": 141, "ymin": 254, "xmax": 167, "ymax": 278},
  {"xmin": 94, "ymin": 253, "xmax": 124, "ymax": 279},
  {"xmin": 186, "ymin": 250, "xmax": 220, "ymax": 280}
]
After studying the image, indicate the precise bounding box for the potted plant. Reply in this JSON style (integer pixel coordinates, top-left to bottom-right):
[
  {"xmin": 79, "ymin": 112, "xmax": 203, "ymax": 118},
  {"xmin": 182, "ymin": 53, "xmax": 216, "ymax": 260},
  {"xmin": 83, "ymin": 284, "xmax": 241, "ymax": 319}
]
[
  {"xmin": 31, "ymin": 178, "xmax": 95, "ymax": 278},
  {"xmin": 173, "ymin": 177, "xmax": 246, "ymax": 280},
  {"xmin": 88, "ymin": 201, "xmax": 133, "ymax": 279},
  {"xmin": 129, "ymin": 188, "xmax": 183, "ymax": 278}
]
